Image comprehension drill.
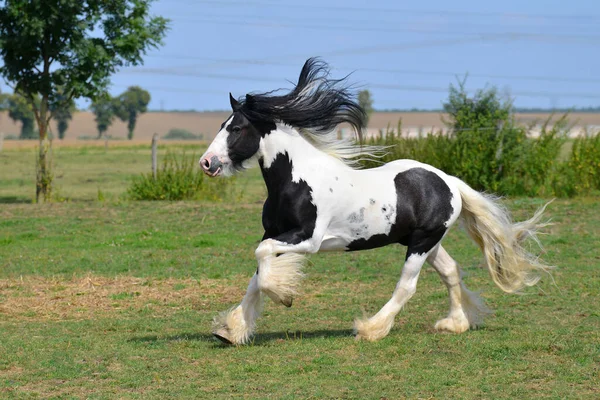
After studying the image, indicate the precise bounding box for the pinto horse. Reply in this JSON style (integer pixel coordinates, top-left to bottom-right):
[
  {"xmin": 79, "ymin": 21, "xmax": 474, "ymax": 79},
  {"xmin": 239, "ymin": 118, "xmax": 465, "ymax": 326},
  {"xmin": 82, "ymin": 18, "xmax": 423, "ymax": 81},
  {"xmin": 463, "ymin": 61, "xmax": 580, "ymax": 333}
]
[{"xmin": 199, "ymin": 58, "xmax": 551, "ymax": 345}]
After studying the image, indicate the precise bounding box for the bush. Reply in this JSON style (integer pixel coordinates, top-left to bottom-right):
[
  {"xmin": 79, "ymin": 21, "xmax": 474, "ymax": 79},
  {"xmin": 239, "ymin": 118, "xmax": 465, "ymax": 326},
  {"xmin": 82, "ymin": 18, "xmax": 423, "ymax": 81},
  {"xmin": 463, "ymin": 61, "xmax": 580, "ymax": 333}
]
[
  {"xmin": 362, "ymin": 82, "xmax": 599, "ymax": 197},
  {"xmin": 127, "ymin": 151, "xmax": 234, "ymax": 201},
  {"xmin": 554, "ymin": 131, "xmax": 600, "ymax": 196},
  {"xmin": 498, "ymin": 117, "xmax": 568, "ymax": 196},
  {"xmin": 163, "ymin": 128, "xmax": 204, "ymax": 140}
]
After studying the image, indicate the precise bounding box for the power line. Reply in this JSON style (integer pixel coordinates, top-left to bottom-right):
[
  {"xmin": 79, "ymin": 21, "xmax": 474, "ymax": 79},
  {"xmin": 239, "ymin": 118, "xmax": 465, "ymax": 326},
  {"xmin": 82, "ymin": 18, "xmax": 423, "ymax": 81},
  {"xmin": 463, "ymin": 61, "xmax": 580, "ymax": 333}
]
[
  {"xmin": 166, "ymin": 16, "xmax": 600, "ymax": 43},
  {"xmin": 170, "ymin": 0, "xmax": 600, "ymax": 22},
  {"xmin": 135, "ymin": 56, "xmax": 600, "ymax": 85},
  {"xmin": 353, "ymin": 68, "xmax": 600, "ymax": 85},
  {"xmin": 120, "ymin": 69, "xmax": 282, "ymax": 83},
  {"xmin": 115, "ymin": 69, "xmax": 600, "ymax": 100},
  {"xmin": 140, "ymin": 35, "xmax": 515, "ymax": 81},
  {"xmin": 109, "ymin": 83, "xmax": 224, "ymax": 95},
  {"xmin": 369, "ymin": 83, "xmax": 600, "ymax": 100},
  {"xmin": 145, "ymin": 35, "xmax": 514, "ymax": 69},
  {"xmin": 163, "ymin": 9, "xmax": 600, "ymax": 31}
]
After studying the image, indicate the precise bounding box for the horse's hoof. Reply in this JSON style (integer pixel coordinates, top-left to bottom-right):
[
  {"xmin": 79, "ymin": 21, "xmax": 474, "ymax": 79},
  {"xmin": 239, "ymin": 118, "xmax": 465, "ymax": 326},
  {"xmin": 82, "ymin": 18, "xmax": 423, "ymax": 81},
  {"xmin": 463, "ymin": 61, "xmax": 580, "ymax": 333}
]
[
  {"xmin": 213, "ymin": 329, "xmax": 234, "ymax": 345},
  {"xmin": 281, "ymin": 297, "xmax": 293, "ymax": 308}
]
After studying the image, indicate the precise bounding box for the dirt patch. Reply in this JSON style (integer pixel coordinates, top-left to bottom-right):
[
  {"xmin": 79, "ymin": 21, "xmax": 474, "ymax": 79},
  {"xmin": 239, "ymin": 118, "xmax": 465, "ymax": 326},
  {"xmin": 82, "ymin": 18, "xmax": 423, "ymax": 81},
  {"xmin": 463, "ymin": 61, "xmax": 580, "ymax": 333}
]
[
  {"xmin": 0, "ymin": 272, "xmax": 392, "ymax": 322},
  {"xmin": 0, "ymin": 275, "xmax": 246, "ymax": 321}
]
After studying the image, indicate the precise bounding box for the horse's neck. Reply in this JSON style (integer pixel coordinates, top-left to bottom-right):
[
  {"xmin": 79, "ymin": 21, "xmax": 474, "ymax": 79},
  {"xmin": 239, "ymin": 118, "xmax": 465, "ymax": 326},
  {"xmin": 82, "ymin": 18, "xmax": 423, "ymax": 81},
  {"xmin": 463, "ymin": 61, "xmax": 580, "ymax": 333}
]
[
  {"xmin": 258, "ymin": 126, "xmax": 341, "ymax": 192},
  {"xmin": 259, "ymin": 126, "xmax": 327, "ymax": 167}
]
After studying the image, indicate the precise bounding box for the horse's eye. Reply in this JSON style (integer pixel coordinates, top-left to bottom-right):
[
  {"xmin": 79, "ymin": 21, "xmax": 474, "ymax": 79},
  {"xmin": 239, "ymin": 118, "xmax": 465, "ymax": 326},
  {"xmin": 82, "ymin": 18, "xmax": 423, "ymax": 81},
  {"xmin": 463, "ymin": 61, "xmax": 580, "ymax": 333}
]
[{"xmin": 232, "ymin": 126, "xmax": 242, "ymax": 133}]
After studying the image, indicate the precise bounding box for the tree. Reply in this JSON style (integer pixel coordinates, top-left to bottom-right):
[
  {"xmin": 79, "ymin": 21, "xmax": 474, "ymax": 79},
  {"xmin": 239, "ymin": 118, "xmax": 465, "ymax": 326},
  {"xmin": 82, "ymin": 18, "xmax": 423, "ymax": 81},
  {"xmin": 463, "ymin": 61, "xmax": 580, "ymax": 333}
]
[
  {"xmin": 442, "ymin": 77, "xmax": 522, "ymax": 192},
  {"xmin": 113, "ymin": 86, "xmax": 151, "ymax": 140},
  {"xmin": 0, "ymin": 1, "xmax": 168, "ymax": 202},
  {"xmin": 442, "ymin": 77, "xmax": 512, "ymax": 132},
  {"xmin": 7, "ymin": 94, "xmax": 37, "ymax": 139},
  {"xmin": 91, "ymin": 96, "xmax": 116, "ymax": 139},
  {"xmin": 358, "ymin": 90, "xmax": 374, "ymax": 126},
  {"xmin": 51, "ymin": 93, "xmax": 76, "ymax": 140}
]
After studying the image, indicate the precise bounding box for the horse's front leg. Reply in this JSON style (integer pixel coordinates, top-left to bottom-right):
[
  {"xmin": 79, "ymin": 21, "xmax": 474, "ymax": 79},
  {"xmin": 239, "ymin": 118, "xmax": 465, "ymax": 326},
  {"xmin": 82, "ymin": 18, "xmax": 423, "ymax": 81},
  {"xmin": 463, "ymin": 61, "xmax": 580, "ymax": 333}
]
[
  {"xmin": 255, "ymin": 230, "xmax": 321, "ymax": 307},
  {"xmin": 212, "ymin": 231, "xmax": 321, "ymax": 345},
  {"xmin": 212, "ymin": 273, "xmax": 262, "ymax": 345}
]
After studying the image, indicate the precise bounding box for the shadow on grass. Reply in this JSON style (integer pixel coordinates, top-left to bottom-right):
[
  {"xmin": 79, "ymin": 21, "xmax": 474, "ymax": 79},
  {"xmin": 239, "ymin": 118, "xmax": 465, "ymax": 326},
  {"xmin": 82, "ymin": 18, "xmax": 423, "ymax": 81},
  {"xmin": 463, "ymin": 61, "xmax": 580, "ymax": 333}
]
[
  {"xmin": 0, "ymin": 196, "xmax": 32, "ymax": 204},
  {"xmin": 129, "ymin": 329, "xmax": 354, "ymax": 347},
  {"xmin": 129, "ymin": 332, "xmax": 214, "ymax": 343}
]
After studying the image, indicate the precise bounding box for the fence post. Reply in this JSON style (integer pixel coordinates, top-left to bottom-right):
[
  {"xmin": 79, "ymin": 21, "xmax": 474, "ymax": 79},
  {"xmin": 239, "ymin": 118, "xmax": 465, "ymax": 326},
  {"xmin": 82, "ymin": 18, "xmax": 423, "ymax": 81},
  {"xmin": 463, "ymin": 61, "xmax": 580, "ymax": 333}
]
[
  {"xmin": 152, "ymin": 133, "xmax": 159, "ymax": 180},
  {"xmin": 0, "ymin": 131, "xmax": 4, "ymax": 153}
]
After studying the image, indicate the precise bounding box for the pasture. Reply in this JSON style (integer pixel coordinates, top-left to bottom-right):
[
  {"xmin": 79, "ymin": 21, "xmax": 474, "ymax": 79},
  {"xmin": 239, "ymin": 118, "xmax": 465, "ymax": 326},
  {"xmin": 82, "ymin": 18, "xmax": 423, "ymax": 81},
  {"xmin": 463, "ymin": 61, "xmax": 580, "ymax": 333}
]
[{"xmin": 0, "ymin": 144, "xmax": 599, "ymax": 399}]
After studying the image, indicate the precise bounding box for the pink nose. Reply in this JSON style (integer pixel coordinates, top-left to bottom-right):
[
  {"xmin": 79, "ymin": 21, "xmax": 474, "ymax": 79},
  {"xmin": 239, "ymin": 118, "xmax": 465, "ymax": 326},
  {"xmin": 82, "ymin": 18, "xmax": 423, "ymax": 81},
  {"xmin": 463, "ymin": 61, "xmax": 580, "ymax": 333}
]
[{"xmin": 200, "ymin": 153, "xmax": 223, "ymax": 176}]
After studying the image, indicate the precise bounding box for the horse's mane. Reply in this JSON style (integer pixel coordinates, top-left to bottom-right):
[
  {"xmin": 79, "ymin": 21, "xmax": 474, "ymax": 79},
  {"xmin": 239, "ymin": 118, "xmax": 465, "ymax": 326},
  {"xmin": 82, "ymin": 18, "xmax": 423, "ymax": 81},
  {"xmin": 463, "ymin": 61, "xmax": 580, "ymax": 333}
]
[{"xmin": 237, "ymin": 58, "xmax": 385, "ymax": 167}]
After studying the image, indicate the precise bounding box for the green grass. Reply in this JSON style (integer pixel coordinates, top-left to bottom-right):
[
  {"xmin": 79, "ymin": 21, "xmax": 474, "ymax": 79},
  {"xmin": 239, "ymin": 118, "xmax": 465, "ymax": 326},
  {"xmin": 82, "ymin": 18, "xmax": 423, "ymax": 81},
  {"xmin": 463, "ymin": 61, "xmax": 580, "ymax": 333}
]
[
  {"xmin": 0, "ymin": 145, "xmax": 599, "ymax": 399},
  {"xmin": 0, "ymin": 144, "xmax": 267, "ymax": 204}
]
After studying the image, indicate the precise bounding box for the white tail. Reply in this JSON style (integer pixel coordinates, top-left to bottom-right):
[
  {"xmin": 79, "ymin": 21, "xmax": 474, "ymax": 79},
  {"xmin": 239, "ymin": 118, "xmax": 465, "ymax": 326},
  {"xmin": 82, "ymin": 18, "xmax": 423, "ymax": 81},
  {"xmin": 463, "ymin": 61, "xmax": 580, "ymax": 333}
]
[{"xmin": 454, "ymin": 178, "xmax": 553, "ymax": 293}]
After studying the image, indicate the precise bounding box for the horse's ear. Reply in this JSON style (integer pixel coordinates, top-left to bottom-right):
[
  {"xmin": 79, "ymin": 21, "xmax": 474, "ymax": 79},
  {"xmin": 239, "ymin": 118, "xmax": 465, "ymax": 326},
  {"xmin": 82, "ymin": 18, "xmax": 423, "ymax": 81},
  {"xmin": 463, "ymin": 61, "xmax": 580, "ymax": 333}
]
[
  {"xmin": 245, "ymin": 94, "xmax": 255, "ymax": 108},
  {"xmin": 229, "ymin": 93, "xmax": 239, "ymax": 110}
]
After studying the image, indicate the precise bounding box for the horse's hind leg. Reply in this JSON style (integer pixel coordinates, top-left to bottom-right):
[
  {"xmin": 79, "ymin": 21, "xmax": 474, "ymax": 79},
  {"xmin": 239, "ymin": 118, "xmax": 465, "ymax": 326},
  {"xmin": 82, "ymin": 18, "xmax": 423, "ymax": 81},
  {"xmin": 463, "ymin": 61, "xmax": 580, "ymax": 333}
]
[
  {"xmin": 354, "ymin": 251, "xmax": 428, "ymax": 341},
  {"xmin": 427, "ymin": 245, "xmax": 491, "ymax": 333},
  {"xmin": 212, "ymin": 273, "xmax": 262, "ymax": 345}
]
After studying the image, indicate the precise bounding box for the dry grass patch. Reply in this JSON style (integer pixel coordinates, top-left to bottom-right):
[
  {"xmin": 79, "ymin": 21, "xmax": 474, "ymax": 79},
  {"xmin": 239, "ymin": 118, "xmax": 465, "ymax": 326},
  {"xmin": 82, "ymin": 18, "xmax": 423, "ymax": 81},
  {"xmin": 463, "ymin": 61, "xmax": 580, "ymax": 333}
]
[{"xmin": 0, "ymin": 274, "xmax": 246, "ymax": 320}]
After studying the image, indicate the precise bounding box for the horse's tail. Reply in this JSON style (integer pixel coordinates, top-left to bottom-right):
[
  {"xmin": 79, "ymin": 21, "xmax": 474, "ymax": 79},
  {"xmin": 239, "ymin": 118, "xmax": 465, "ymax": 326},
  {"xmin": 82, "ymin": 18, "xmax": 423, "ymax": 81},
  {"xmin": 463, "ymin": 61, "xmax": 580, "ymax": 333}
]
[{"xmin": 453, "ymin": 178, "xmax": 553, "ymax": 293}]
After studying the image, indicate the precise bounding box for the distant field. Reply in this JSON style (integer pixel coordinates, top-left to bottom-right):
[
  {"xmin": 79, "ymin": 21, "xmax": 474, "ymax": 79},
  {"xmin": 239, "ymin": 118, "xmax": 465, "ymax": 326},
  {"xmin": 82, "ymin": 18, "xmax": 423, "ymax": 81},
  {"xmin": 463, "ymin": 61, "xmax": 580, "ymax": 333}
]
[
  {"xmin": 2, "ymin": 111, "xmax": 599, "ymax": 141},
  {"xmin": 0, "ymin": 144, "xmax": 599, "ymax": 398}
]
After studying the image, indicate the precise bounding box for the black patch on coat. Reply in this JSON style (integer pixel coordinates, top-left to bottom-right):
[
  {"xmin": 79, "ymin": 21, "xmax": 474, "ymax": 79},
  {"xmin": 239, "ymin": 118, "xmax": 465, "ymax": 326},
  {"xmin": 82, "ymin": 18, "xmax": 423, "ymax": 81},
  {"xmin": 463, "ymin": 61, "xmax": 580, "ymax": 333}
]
[
  {"xmin": 260, "ymin": 152, "xmax": 317, "ymax": 245},
  {"xmin": 346, "ymin": 168, "xmax": 454, "ymax": 257},
  {"xmin": 225, "ymin": 111, "xmax": 276, "ymax": 170}
]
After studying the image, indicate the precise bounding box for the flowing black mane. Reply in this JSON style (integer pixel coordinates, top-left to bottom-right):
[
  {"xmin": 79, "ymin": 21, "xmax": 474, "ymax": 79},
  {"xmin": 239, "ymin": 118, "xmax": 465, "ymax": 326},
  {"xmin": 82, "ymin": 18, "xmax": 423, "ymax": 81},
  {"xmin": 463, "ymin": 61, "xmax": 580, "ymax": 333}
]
[{"xmin": 236, "ymin": 58, "xmax": 367, "ymax": 141}]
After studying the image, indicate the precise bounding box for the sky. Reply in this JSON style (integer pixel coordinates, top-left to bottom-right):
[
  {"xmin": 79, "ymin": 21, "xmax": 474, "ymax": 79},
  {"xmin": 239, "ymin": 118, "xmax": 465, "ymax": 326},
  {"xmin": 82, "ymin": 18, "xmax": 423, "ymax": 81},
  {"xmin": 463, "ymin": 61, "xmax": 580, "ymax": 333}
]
[{"xmin": 16, "ymin": 0, "xmax": 600, "ymax": 111}]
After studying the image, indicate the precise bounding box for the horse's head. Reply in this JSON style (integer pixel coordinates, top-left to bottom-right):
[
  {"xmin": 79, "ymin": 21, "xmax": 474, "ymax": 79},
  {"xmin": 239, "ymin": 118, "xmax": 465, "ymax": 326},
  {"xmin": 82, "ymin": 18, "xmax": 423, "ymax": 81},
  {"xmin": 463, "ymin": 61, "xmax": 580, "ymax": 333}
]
[
  {"xmin": 199, "ymin": 93, "xmax": 274, "ymax": 177},
  {"xmin": 200, "ymin": 57, "xmax": 368, "ymax": 176}
]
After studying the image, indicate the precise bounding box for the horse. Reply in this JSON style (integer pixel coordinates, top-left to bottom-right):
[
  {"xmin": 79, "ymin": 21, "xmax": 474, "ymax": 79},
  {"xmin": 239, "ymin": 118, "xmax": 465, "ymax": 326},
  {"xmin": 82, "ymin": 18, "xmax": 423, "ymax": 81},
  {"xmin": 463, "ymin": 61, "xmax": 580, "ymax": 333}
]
[{"xmin": 199, "ymin": 58, "xmax": 552, "ymax": 345}]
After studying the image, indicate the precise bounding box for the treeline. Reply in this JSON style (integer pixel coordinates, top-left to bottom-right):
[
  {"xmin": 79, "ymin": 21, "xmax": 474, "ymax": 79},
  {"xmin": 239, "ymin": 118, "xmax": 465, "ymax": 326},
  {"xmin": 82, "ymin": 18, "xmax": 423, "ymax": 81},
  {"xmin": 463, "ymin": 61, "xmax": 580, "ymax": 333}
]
[
  {"xmin": 363, "ymin": 83, "xmax": 600, "ymax": 197},
  {"xmin": 0, "ymin": 92, "xmax": 75, "ymax": 140},
  {"xmin": 0, "ymin": 86, "xmax": 151, "ymax": 140}
]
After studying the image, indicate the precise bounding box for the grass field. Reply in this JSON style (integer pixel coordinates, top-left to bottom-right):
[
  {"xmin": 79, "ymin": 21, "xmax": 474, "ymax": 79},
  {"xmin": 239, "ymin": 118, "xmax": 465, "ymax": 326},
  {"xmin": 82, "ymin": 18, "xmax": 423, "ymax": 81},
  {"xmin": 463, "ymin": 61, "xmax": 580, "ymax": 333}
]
[{"xmin": 1, "ymin": 144, "xmax": 599, "ymax": 399}]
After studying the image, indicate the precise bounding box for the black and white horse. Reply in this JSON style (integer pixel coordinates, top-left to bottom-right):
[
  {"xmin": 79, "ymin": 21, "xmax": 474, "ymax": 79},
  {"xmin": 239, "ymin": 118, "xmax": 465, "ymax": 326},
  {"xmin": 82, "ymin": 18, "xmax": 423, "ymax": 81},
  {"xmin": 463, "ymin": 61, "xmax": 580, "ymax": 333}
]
[{"xmin": 199, "ymin": 58, "xmax": 551, "ymax": 345}]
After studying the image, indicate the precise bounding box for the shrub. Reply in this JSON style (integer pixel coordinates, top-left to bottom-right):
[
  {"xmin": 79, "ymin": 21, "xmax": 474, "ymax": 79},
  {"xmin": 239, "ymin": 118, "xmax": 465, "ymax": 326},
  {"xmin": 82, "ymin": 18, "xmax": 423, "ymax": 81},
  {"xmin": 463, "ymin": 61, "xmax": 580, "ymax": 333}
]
[
  {"xmin": 498, "ymin": 117, "xmax": 568, "ymax": 196},
  {"xmin": 127, "ymin": 151, "xmax": 234, "ymax": 201},
  {"xmin": 361, "ymin": 81, "xmax": 597, "ymax": 197},
  {"xmin": 363, "ymin": 121, "xmax": 451, "ymax": 171},
  {"xmin": 556, "ymin": 131, "xmax": 600, "ymax": 196},
  {"xmin": 363, "ymin": 120, "xmax": 600, "ymax": 197},
  {"xmin": 163, "ymin": 128, "xmax": 204, "ymax": 140}
]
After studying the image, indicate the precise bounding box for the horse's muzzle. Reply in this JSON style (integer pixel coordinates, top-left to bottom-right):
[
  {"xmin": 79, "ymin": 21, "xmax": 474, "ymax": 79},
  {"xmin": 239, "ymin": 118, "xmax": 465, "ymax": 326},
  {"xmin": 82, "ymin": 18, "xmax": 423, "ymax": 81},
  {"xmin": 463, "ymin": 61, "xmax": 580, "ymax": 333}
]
[{"xmin": 200, "ymin": 153, "xmax": 223, "ymax": 177}]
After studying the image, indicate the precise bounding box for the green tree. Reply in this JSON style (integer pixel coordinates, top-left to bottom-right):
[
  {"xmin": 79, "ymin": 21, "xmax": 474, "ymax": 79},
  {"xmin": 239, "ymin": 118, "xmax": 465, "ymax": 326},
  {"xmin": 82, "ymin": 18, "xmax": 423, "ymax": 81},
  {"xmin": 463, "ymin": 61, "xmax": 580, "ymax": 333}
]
[
  {"xmin": 442, "ymin": 78, "xmax": 522, "ymax": 191},
  {"xmin": 51, "ymin": 92, "xmax": 76, "ymax": 140},
  {"xmin": 91, "ymin": 96, "xmax": 116, "ymax": 139},
  {"xmin": 7, "ymin": 94, "xmax": 37, "ymax": 139},
  {"xmin": 358, "ymin": 89, "xmax": 374, "ymax": 126},
  {"xmin": 113, "ymin": 86, "xmax": 151, "ymax": 140},
  {"xmin": 0, "ymin": 0, "xmax": 168, "ymax": 202},
  {"xmin": 442, "ymin": 77, "xmax": 512, "ymax": 131}
]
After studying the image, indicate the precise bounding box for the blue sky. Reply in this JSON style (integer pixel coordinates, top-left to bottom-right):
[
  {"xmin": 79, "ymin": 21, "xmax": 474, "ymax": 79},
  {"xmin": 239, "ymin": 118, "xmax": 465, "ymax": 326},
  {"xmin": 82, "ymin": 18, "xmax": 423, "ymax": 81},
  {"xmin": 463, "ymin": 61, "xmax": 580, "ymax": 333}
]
[{"xmin": 42, "ymin": 0, "xmax": 600, "ymax": 111}]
